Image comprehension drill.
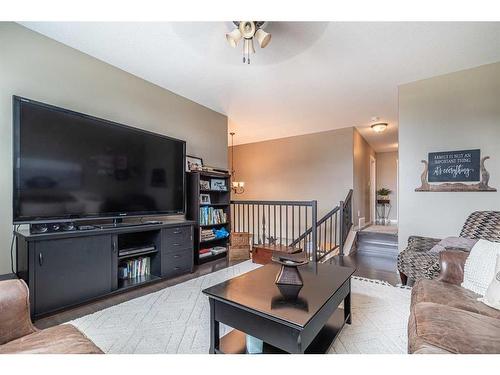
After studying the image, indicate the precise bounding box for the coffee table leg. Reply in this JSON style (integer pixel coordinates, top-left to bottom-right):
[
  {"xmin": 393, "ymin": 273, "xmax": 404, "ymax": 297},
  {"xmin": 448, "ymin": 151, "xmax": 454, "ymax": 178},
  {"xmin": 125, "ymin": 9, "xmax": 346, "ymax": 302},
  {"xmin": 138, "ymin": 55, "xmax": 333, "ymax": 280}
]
[
  {"xmin": 209, "ymin": 298, "xmax": 220, "ymax": 354},
  {"xmin": 344, "ymin": 291, "xmax": 351, "ymax": 325}
]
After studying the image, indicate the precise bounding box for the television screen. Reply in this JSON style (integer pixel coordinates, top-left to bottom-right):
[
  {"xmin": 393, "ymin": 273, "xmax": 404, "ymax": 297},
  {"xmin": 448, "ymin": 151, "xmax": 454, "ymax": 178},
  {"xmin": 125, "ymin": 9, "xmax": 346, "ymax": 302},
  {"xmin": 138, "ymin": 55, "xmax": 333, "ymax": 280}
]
[{"xmin": 13, "ymin": 96, "xmax": 185, "ymax": 223}]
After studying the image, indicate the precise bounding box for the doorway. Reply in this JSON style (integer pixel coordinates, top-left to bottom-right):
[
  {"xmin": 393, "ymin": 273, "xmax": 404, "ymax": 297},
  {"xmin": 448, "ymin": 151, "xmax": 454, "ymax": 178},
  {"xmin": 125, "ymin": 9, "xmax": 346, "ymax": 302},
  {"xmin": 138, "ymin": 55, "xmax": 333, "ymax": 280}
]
[{"xmin": 369, "ymin": 155, "xmax": 376, "ymax": 225}]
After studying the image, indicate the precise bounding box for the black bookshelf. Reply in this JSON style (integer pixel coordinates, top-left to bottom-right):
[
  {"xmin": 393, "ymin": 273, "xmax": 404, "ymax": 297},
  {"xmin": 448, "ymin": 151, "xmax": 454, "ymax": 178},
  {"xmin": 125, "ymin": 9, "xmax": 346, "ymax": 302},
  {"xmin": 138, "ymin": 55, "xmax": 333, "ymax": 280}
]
[{"xmin": 186, "ymin": 171, "xmax": 231, "ymax": 265}]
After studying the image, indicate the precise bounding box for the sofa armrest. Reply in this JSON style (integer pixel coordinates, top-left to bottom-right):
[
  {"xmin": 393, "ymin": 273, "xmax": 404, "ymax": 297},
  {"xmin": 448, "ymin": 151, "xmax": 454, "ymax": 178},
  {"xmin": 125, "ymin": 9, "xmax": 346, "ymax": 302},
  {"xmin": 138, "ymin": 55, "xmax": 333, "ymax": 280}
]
[
  {"xmin": 0, "ymin": 279, "xmax": 37, "ymax": 345},
  {"xmin": 436, "ymin": 250, "xmax": 469, "ymax": 285}
]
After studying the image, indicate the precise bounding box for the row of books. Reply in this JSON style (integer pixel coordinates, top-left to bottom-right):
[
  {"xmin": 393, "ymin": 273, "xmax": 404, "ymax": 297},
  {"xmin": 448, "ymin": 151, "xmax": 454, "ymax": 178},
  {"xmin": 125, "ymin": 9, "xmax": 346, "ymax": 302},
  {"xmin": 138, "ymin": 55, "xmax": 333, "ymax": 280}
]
[
  {"xmin": 118, "ymin": 257, "xmax": 150, "ymax": 279},
  {"xmin": 200, "ymin": 228, "xmax": 216, "ymax": 241},
  {"xmin": 199, "ymin": 246, "xmax": 228, "ymax": 259},
  {"xmin": 199, "ymin": 207, "xmax": 227, "ymax": 226}
]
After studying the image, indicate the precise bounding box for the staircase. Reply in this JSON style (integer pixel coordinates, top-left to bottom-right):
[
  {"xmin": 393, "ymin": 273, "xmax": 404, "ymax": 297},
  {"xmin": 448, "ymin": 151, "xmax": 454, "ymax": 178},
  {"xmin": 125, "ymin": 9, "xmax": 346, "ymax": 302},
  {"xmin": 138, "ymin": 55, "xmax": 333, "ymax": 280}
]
[
  {"xmin": 356, "ymin": 230, "xmax": 398, "ymax": 259},
  {"xmin": 231, "ymin": 190, "xmax": 353, "ymax": 262}
]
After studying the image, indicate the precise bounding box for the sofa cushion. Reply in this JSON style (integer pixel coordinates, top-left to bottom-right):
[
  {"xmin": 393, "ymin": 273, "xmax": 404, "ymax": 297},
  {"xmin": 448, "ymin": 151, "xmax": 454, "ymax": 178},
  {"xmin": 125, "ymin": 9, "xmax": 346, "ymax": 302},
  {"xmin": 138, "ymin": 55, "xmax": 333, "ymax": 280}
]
[
  {"xmin": 412, "ymin": 279, "xmax": 500, "ymax": 319},
  {"xmin": 480, "ymin": 253, "xmax": 500, "ymax": 310},
  {"xmin": 462, "ymin": 239, "xmax": 500, "ymax": 295},
  {"xmin": 409, "ymin": 302, "xmax": 500, "ymax": 354},
  {"xmin": 0, "ymin": 324, "xmax": 103, "ymax": 354}
]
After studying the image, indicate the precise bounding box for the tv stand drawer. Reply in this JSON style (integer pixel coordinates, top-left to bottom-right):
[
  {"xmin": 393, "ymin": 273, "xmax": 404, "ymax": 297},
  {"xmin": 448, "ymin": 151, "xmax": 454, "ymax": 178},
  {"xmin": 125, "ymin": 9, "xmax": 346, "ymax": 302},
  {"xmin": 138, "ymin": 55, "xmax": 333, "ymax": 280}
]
[
  {"xmin": 162, "ymin": 248, "xmax": 193, "ymax": 277},
  {"xmin": 163, "ymin": 226, "xmax": 193, "ymax": 253}
]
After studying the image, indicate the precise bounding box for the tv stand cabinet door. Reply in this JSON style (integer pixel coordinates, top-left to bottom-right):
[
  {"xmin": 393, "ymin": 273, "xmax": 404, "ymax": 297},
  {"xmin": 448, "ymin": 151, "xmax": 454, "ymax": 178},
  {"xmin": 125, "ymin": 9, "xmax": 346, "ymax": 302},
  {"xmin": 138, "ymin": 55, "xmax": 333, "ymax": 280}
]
[{"xmin": 34, "ymin": 235, "xmax": 113, "ymax": 315}]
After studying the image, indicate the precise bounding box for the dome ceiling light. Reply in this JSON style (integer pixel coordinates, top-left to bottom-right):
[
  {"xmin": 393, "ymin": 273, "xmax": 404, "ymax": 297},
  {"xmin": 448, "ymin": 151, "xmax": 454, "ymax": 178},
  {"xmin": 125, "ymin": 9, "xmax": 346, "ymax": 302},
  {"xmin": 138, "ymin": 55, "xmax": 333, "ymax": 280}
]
[
  {"xmin": 371, "ymin": 122, "xmax": 388, "ymax": 133},
  {"xmin": 225, "ymin": 21, "xmax": 271, "ymax": 64}
]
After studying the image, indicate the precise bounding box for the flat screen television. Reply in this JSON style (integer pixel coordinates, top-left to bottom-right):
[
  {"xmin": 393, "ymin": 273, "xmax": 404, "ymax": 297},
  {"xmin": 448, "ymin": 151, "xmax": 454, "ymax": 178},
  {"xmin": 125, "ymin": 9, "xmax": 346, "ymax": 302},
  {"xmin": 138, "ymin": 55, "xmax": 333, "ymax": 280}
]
[{"xmin": 13, "ymin": 96, "xmax": 186, "ymax": 224}]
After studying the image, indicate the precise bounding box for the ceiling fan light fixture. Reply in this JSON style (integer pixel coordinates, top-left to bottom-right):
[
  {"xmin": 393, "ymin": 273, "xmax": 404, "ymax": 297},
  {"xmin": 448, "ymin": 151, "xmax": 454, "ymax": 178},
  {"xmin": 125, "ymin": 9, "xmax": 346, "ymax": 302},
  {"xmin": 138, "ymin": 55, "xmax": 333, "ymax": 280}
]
[
  {"xmin": 371, "ymin": 123, "xmax": 388, "ymax": 133},
  {"xmin": 239, "ymin": 21, "xmax": 256, "ymax": 38},
  {"xmin": 226, "ymin": 28, "xmax": 242, "ymax": 48},
  {"xmin": 226, "ymin": 21, "xmax": 271, "ymax": 64},
  {"xmin": 255, "ymin": 28, "xmax": 271, "ymax": 48}
]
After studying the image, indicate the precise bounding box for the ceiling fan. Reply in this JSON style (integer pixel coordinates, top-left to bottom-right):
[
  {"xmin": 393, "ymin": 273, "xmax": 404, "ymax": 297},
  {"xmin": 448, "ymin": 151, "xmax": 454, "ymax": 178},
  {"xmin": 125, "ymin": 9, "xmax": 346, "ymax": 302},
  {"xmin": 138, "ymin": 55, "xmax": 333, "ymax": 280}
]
[{"xmin": 225, "ymin": 21, "xmax": 272, "ymax": 64}]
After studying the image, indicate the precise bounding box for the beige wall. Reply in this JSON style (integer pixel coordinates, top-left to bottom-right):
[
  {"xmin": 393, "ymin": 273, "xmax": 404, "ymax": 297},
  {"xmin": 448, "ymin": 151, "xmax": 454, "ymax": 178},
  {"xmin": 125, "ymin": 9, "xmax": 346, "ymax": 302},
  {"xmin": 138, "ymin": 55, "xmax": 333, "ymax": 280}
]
[
  {"xmin": 353, "ymin": 128, "xmax": 376, "ymax": 226},
  {"xmin": 0, "ymin": 23, "xmax": 228, "ymax": 274},
  {"xmin": 399, "ymin": 62, "xmax": 500, "ymax": 250},
  {"xmin": 376, "ymin": 151, "xmax": 398, "ymax": 221},
  {"xmin": 229, "ymin": 127, "xmax": 354, "ymax": 218}
]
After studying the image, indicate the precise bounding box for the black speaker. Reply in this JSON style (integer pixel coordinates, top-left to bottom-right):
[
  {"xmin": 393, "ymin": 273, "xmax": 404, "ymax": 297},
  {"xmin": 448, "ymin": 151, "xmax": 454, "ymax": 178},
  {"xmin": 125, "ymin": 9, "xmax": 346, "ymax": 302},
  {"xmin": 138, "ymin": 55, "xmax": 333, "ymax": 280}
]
[
  {"xmin": 30, "ymin": 224, "xmax": 48, "ymax": 234},
  {"xmin": 61, "ymin": 222, "xmax": 75, "ymax": 231}
]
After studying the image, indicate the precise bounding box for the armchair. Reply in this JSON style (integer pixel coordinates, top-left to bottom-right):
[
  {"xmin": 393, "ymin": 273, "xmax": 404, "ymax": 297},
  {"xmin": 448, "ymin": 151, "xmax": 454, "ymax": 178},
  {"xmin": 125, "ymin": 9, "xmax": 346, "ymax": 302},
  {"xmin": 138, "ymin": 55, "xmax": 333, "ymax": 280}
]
[{"xmin": 398, "ymin": 211, "xmax": 500, "ymax": 284}]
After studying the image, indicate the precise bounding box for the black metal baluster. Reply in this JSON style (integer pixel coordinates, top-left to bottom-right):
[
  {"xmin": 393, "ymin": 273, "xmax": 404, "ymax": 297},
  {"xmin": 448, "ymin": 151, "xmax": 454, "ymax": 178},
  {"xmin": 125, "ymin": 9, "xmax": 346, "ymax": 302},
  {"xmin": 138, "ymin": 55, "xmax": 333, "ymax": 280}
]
[
  {"xmin": 285, "ymin": 205, "xmax": 288, "ymax": 245},
  {"xmin": 256, "ymin": 204, "xmax": 264, "ymax": 244},
  {"xmin": 267, "ymin": 205, "xmax": 270, "ymax": 245},
  {"xmin": 298, "ymin": 206, "xmax": 302, "ymax": 250},
  {"xmin": 305, "ymin": 207, "xmax": 309, "ymax": 259},
  {"xmin": 279, "ymin": 204, "xmax": 282, "ymax": 246},
  {"xmin": 335, "ymin": 212, "xmax": 338, "ymax": 247},
  {"xmin": 273, "ymin": 205, "xmax": 277, "ymax": 244},
  {"xmin": 329, "ymin": 217, "xmax": 333, "ymax": 251},
  {"xmin": 324, "ymin": 220, "xmax": 327, "ymax": 254},
  {"xmin": 242, "ymin": 204, "xmax": 246, "ymax": 233},
  {"xmin": 246, "ymin": 203, "xmax": 249, "ymax": 235},
  {"xmin": 252, "ymin": 204, "xmax": 257, "ymax": 244}
]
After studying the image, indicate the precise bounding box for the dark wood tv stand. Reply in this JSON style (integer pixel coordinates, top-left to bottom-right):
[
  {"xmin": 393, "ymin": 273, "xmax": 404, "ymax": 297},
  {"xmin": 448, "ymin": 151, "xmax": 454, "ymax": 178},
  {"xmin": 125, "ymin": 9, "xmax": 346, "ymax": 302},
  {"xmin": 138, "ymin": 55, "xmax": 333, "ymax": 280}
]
[{"xmin": 15, "ymin": 219, "xmax": 195, "ymax": 319}]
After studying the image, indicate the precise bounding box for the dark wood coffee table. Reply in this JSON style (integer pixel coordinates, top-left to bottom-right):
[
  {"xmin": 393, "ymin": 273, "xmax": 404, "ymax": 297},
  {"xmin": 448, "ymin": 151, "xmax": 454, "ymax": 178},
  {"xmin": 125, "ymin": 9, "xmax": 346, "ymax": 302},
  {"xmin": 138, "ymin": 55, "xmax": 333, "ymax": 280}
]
[{"xmin": 202, "ymin": 262, "xmax": 355, "ymax": 354}]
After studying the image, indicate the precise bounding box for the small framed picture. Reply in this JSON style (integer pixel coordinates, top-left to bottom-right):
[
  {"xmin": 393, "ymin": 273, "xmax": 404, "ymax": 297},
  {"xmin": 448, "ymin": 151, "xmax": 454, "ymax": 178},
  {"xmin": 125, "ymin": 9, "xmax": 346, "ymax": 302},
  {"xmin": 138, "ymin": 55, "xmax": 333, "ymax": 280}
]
[
  {"xmin": 200, "ymin": 193, "xmax": 211, "ymax": 204},
  {"xmin": 199, "ymin": 180, "xmax": 210, "ymax": 190},
  {"xmin": 210, "ymin": 178, "xmax": 227, "ymax": 191},
  {"xmin": 186, "ymin": 155, "xmax": 203, "ymax": 172}
]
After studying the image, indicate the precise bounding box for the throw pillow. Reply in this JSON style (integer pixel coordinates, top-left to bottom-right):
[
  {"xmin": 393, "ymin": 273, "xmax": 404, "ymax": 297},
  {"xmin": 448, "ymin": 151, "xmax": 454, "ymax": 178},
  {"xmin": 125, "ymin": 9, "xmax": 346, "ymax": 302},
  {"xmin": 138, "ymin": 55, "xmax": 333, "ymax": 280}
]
[
  {"xmin": 479, "ymin": 253, "xmax": 500, "ymax": 310},
  {"xmin": 461, "ymin": 239, "xmax": 500, "ymax": 296},
  {"xmin": 429, "ymin": 236, "xmax": 478, "ymax": 253}
]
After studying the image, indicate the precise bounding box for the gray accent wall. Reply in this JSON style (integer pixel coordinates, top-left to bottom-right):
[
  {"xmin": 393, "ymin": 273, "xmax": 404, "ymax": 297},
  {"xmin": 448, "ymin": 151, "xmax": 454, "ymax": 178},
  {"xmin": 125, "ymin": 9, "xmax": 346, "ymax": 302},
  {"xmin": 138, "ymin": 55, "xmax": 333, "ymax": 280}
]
[
  {"xmin": 398, "ymin": 62, "xmax": 500, "ymax": 251},
  {"xmin": 0, "ymin": 23, "xmax": 228, "ymax": 274}
]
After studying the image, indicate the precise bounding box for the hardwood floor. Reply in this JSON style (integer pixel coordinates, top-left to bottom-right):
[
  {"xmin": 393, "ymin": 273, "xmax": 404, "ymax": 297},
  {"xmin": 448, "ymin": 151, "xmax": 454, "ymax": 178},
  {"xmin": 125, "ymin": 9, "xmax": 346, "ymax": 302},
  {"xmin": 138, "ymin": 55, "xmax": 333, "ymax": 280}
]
[
  {"xmin": 33, "ymin": 251, "xmax": 402, "ymax": 330},
  {"xmin": 327, "ymin": 252, "xmax": 402, "ymax": 286}
]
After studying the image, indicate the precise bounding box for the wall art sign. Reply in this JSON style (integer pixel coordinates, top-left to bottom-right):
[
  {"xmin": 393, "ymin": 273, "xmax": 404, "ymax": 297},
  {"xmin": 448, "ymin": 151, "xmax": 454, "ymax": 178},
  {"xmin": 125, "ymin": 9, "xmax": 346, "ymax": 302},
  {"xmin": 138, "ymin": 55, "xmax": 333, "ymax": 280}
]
[
  {"xmin": 428, "ymin": 149, "xmax": 480, "ymax": 182},
  {"xmin": 416, "ymin": 149, "xmax": 496, "ymax": 192}
]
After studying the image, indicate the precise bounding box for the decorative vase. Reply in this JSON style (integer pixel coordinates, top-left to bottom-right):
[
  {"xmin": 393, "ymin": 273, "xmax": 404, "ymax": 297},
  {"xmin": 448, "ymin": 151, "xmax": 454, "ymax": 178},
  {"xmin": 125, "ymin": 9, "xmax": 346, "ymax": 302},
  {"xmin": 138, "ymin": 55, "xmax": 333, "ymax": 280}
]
[{"xmin": 272, "ymin": 252, "xmax": 309, "ymax": 286}]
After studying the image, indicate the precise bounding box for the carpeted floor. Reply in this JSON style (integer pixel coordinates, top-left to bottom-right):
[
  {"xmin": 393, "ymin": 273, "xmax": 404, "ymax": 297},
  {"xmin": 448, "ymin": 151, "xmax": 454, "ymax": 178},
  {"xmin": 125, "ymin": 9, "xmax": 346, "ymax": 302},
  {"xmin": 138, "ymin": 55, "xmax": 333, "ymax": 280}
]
[{"xmin": 69, "ymin": 260, "xmax": 411, "ymax": 354}]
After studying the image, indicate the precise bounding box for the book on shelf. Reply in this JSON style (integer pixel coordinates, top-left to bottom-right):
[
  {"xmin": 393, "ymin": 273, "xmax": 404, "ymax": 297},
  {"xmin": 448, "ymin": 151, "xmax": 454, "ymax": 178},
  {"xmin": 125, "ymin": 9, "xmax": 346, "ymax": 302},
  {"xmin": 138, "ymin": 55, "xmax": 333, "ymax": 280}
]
[
  {"xmin": 211, "ymin": 246, "xmax": 228, "ymax": 255},
  {"xmin": 199, "ymin": 206, "xmax": 227, "ymax": 226},
  {"xmin": 119, "ymin": 256, "xmax": 150, "ymax": 279},
  {"xmin": 199, "ymin": 251, "xmax": 212, "ymax": 259},
  {"xmin": 200, "ymin": 228, "xmax": 216, "ymax": 241},
  {"xmin": 198, "ymin": 246, "xmax": 228, "ymax": 258}
]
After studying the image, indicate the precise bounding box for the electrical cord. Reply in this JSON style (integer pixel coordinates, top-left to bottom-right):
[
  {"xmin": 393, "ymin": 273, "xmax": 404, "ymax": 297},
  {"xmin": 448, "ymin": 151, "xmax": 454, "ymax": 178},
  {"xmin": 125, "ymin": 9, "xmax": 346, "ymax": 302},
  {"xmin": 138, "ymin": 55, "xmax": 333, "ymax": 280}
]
[{"xmin": 10, "ymin": 225, "xmax": 20, "ymax": 276}]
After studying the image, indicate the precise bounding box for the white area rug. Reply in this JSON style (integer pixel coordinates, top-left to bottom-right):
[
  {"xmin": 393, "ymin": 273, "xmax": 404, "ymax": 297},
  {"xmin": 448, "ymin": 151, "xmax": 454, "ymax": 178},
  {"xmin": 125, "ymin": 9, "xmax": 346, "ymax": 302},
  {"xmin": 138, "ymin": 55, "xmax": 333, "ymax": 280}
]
[{"xmin": 69, "ymin": 261, "xmax": 411, "ymax": 354}]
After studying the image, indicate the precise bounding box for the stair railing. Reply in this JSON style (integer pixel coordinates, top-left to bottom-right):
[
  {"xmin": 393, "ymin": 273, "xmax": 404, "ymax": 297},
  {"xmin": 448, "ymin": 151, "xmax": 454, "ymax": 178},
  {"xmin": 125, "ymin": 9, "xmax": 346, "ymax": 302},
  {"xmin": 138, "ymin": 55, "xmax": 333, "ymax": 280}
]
[
  {"xmin": 231, "ymin": 189, "xmax": 353, "ymax": 262},
  {"xmin": 230, "ymin": 200, "xmax": 318, "ymax": 262},
  {"xmin": 339, "ymin": 189, "xmax": 353, "ymax": 256}
]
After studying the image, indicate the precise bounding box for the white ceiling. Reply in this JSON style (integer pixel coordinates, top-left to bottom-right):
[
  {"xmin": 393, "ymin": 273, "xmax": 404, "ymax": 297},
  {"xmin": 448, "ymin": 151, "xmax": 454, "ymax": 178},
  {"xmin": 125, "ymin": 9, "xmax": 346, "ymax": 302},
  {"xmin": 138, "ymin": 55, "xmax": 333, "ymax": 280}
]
[{"xmin": 20, "ymin": 22, "xmax": 500, "ymax": 152}]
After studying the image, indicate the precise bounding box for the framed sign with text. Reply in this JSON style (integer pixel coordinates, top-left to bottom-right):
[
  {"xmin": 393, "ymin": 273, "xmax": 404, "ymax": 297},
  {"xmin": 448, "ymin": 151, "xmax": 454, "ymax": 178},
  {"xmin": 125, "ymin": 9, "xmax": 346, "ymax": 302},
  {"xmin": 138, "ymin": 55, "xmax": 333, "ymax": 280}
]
[
  {"xmin": 416, "ymin": 149, "xmax": 496, "ymax": 192},
  {"xmin": 428, "ymin": 149, "xmax": 480, "ymax": 182}
]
